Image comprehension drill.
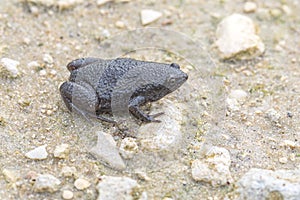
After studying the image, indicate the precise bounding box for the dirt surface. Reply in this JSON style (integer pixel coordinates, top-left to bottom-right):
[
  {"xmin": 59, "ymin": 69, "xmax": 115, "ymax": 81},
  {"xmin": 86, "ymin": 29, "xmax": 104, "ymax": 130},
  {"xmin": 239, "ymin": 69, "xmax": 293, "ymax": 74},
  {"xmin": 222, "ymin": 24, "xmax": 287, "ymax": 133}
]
[{"xmin": 0, "ymin": 0, "xmax": 300, "ymax": 199}]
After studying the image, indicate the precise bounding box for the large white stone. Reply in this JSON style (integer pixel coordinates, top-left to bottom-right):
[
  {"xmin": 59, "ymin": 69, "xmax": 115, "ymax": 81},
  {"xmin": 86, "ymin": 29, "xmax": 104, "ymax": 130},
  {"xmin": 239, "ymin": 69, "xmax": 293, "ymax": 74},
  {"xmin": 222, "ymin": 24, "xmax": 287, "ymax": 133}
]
[
  {"xmin": 89, "ymin": 131, "xmax": 126, "ymax": 170},
  {"xmin": 191, "ymin": 146, "xmax": 233, "ymax": 186},
  {"xmin": 237, "ymin": 168, "xmax": 300, "ymax": 200},
  {"xmin": 139, "ymin": 101, "xmax": 184, "ymax": 152},
  {"xmin": 216, "ymin": 13, "xmax": 265, "ymax": 60}
]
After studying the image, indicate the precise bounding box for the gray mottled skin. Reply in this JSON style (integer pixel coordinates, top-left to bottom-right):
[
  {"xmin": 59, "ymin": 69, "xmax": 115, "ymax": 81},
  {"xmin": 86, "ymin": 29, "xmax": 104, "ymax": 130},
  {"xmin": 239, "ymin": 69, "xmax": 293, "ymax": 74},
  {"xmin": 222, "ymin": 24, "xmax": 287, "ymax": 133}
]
[{"xmin": 59, "ymin": 57, "xmax": 188, "ymax": 123}]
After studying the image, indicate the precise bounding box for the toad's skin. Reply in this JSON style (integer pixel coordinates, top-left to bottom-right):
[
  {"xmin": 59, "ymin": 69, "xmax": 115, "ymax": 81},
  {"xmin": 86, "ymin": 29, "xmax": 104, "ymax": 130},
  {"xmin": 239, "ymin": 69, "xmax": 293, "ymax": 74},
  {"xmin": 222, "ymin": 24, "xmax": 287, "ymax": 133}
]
[{"xmin": 59, "ymin": 57, "xmax": 188, "ymax": 123}]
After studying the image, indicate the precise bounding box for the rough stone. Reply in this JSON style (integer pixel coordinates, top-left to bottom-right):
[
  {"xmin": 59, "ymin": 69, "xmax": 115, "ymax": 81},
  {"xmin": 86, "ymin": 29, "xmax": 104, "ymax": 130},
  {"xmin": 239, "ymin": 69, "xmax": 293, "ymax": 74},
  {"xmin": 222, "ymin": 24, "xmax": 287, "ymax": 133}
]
[
  {"xmin": 74, "ymin": 178, "xmax": 91, "ymax": 190},
  {"xmin": 97, "ymin": 176, "xmax": 145, "ymax": 200},
  {"xmin": 90, "ymin": 131, "xmax": 126, "ymax": 170},
  {"xmin": 25, "ymin": 145, "xmax": 48, "ymax": 160},
  {"xmin": 62, "ymin": 190, "xmax": 74, "ymax": 199},
  {"xmin": 236, "ymin": 168, "xmax": 300, "ymax": 200},
  {"xmin": 139, "ymin": 101, "xmax": 184, "ymax": 152},
  {"xmin": 0, "ymin": 57, "xmax": 20, "ymax": 78},
  {"xmin": 43, "ymin": 53, "xmax": 54, "ymax": 64},
  {"xmin": 226, "ymin": 89, "xmax": 248, "ymax": 111},
  {"xmin": 54, "ymin": 143, "xmax": 70, "ymax": 159},
  {"xmin": 191, "ymin": 146, "xmax": 233, "ymax": 186},
  {"xmin": 266, "ymin": 108, "xmax": 281, "ymax": 124},
  {"xmin": 243, "ymin": 2, "xmax": 257, "ymax": 13},
  {"xmin": 24, "ymin": 0, "xmax": 84, "ymax": 9},
  {"xmin": 215, "ymin": 13, "xmax": 265, "ymax": 60},
  {"xmin": 2, "ymin": 168, "xmax": 20, "ymax": 183},
  {"xmin": 33, "ymin": 174, "xmax": 61, "ymax": 193},
  {"xmin": 60, "ymin": 166, "xmax": 77, "ymax": 178},
  {"xmin": 140, "ymin": 9, "xmax": 162, "ymax": 25},
  {"xmin": 119, "ymin": 137, "xmax": 138, "ymax": 159}
]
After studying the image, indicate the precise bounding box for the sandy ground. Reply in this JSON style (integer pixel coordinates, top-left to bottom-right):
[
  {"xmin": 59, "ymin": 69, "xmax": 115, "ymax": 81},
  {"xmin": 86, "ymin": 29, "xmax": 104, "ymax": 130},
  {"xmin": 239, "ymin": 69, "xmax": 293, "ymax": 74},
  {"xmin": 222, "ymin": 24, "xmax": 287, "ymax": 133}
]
[{"xmin": 0, "ymin": 0, "xmax": 300, "ymax": 199}]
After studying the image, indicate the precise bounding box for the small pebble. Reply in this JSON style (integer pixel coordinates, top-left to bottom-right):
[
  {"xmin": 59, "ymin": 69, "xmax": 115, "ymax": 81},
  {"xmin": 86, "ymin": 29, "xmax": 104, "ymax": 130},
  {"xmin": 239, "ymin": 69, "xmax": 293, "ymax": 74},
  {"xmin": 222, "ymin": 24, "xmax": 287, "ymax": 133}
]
[
  {"xmin": 270, "ymin": 8, "xmax": 282, "ymax": 18},
  {"xmin": 290, "ymin": 153, "xmax": 296, "ymax": 162},
  {"xmin": 33, "ymin": 174, "xmax": 61, "ymax": 193},
  {"xmin": 62, "ymin": 190, "xmax": 74, "ymax": 199},
  {"xmin": 243, "ymin": 2, "xmax": 257, "ymax": 13},
  {"xmin": 115, "ymin": 21, "xmax": 125, "ymax": 29},
  {"xmin": 60, "ymin": 166, "xmax": 77, "ymax": 177},
  {"xmin": 74, "ymin": 178, "xmax": 91, "ymax": 190},
  {"xmin": 27, "ymin": 61, "xmax": 40, "ymax": 68},
  {"xmin": 2, "ymin": 168, "xmax": 20, "ymax": 183},
  {"xmin": 0, "ymin": 57, "xmax": 20, "ymax": 78},
  {"xmin": 281, "ymin": 140, "xmax": 296, "ymax": 149},
  {"xmin": 102, "ymin": 29, "xmax": 111, "ymax": 38},
  {"xmin": 119, "ymin": 137, "xmax": 138, "ymax": 159},
  {"xmin": 23, "ymin": 37, "xmax": 31, "ymax": 45},
  {"xmin": 49, "ymin": 69, "xmax": 57, "ymax": 76},
  {"xmin": 140, "ymin": 9, "xmax": 162, "ymax": 25},
  {"xmin": 43, "ymin": 54, "xmax": 54, "ymax": 64},
  {"xmin": 39, "ymin": 69, "xmax": 47, "ymax": 76},
  {"xmin": 279, "ymin": 157, "xmax": 288, "ymax": 164},
  {"xmin": 25, "ymin": 145, "xmax": 48, "ymax": 160},
  {"xmin": 282, "ymin": 5, "xmax": 292, "ymax": 15},
  {"xmin": 54, "ymin": 144, "xmax": 70, "ymax": 159},
  {"xmin": 97, "ymin": 0, "xmax": 111, "ymax": 6}
]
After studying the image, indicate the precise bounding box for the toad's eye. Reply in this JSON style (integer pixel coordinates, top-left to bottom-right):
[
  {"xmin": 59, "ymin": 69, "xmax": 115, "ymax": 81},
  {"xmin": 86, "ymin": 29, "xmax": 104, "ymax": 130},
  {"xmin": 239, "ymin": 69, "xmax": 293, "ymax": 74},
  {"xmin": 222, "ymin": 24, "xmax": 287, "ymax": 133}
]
[
  {"xmin": 170, "ymin": 63, "xmax": 180, "ymax": 69},
  {"xmin": 168, "ymin": 77, "xmax": 176, "ymax": 84}
]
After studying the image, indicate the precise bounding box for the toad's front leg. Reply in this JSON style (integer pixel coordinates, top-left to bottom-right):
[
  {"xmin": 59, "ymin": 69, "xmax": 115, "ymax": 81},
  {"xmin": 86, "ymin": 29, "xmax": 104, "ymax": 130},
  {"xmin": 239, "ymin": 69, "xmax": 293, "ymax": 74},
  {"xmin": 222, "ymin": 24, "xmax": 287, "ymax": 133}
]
[{"xmin": 128, "ymin": 96, "xmax": 164, "ymax": 122}]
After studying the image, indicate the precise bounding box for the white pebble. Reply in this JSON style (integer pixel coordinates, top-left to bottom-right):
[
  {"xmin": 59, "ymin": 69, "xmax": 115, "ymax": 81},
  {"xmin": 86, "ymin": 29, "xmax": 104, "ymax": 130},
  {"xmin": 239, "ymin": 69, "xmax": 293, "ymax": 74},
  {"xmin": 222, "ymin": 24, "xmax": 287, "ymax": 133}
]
[
  {"xmin": 27, "ymin": 61, "xmax": 40, "ymax": 68},
  {"xmin": 282, "ymin": 5, "xmax": 292, "ymax": 15},
  {"xmin": 39, "ymin": 69, "xmax": 47, "ymax": 76},
  {"xmin": 74, "ymin": 178, "xmax": 91, "ymax": 190},
  {"xmin": 62, "ymin": 190, "xmax": 74, "ymax": 199},
  {"xmin": 279, "ymin": 157, "xmax": 288, "ymax": 164},
  {"xmin": 2, "ymin": 168, "xmax": 20, "ymax": 183},
  {"xmin": 140, "ymin": 9, "xmax": 162, "ymax": 25},
  {"xmin": 54, "ymin": 144, "xmax": 70, "ymax": 159},
  {"xmin": 0, "ymin": 57, "xmax": 20, "ymax": 77},
  {"xmin": 243, "ymin": 2, "xmax": 257, "ymax": 13},
  {"xmin": 228, "ymin": 89, "xmax": 248, "ymax": 102},
  {"xmin": 97, "ymin": 0, "xmax": 111, "ymax": 6},
  {"xmin": 43, "ymin": 53, "xmax": 54, "ymax": 64},
  {"xmin": 60, "ymin": 166, "xmax": 77, "ymax": 177},
  {"xmin": 115, "ymin": 21, "xmax": 125, "ymax": 29},
  {"xmin": 97, "ymin": 176, "xmax": 142, "ymax": 200},
  {"xmin": 25, "ymin": 145, "xmax": 48, "ymax": 160},
  {"xmin": 119, "ymin": 137, "xmax": 138, "ymax": 159},
  {"xmin": 33, "ymin": 174, "xmax": 61, "ymax": 193}
]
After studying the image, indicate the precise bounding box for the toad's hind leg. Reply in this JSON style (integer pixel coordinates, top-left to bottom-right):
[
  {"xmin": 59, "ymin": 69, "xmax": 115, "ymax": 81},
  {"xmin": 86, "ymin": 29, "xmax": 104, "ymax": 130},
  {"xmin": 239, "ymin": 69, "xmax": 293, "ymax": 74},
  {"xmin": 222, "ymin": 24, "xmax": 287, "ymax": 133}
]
[{"xmin": 59, "ymin": 81, "xmax": 116, "ymax": 123}]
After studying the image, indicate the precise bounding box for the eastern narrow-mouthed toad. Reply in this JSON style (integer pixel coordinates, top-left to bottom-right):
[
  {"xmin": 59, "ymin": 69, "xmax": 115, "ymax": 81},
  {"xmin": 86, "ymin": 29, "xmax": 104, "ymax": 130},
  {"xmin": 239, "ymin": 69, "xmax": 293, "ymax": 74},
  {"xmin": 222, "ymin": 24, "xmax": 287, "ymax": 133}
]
[{"xmin": 59, "ymin": 57, "xmax": 188, "ymax": 123}]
